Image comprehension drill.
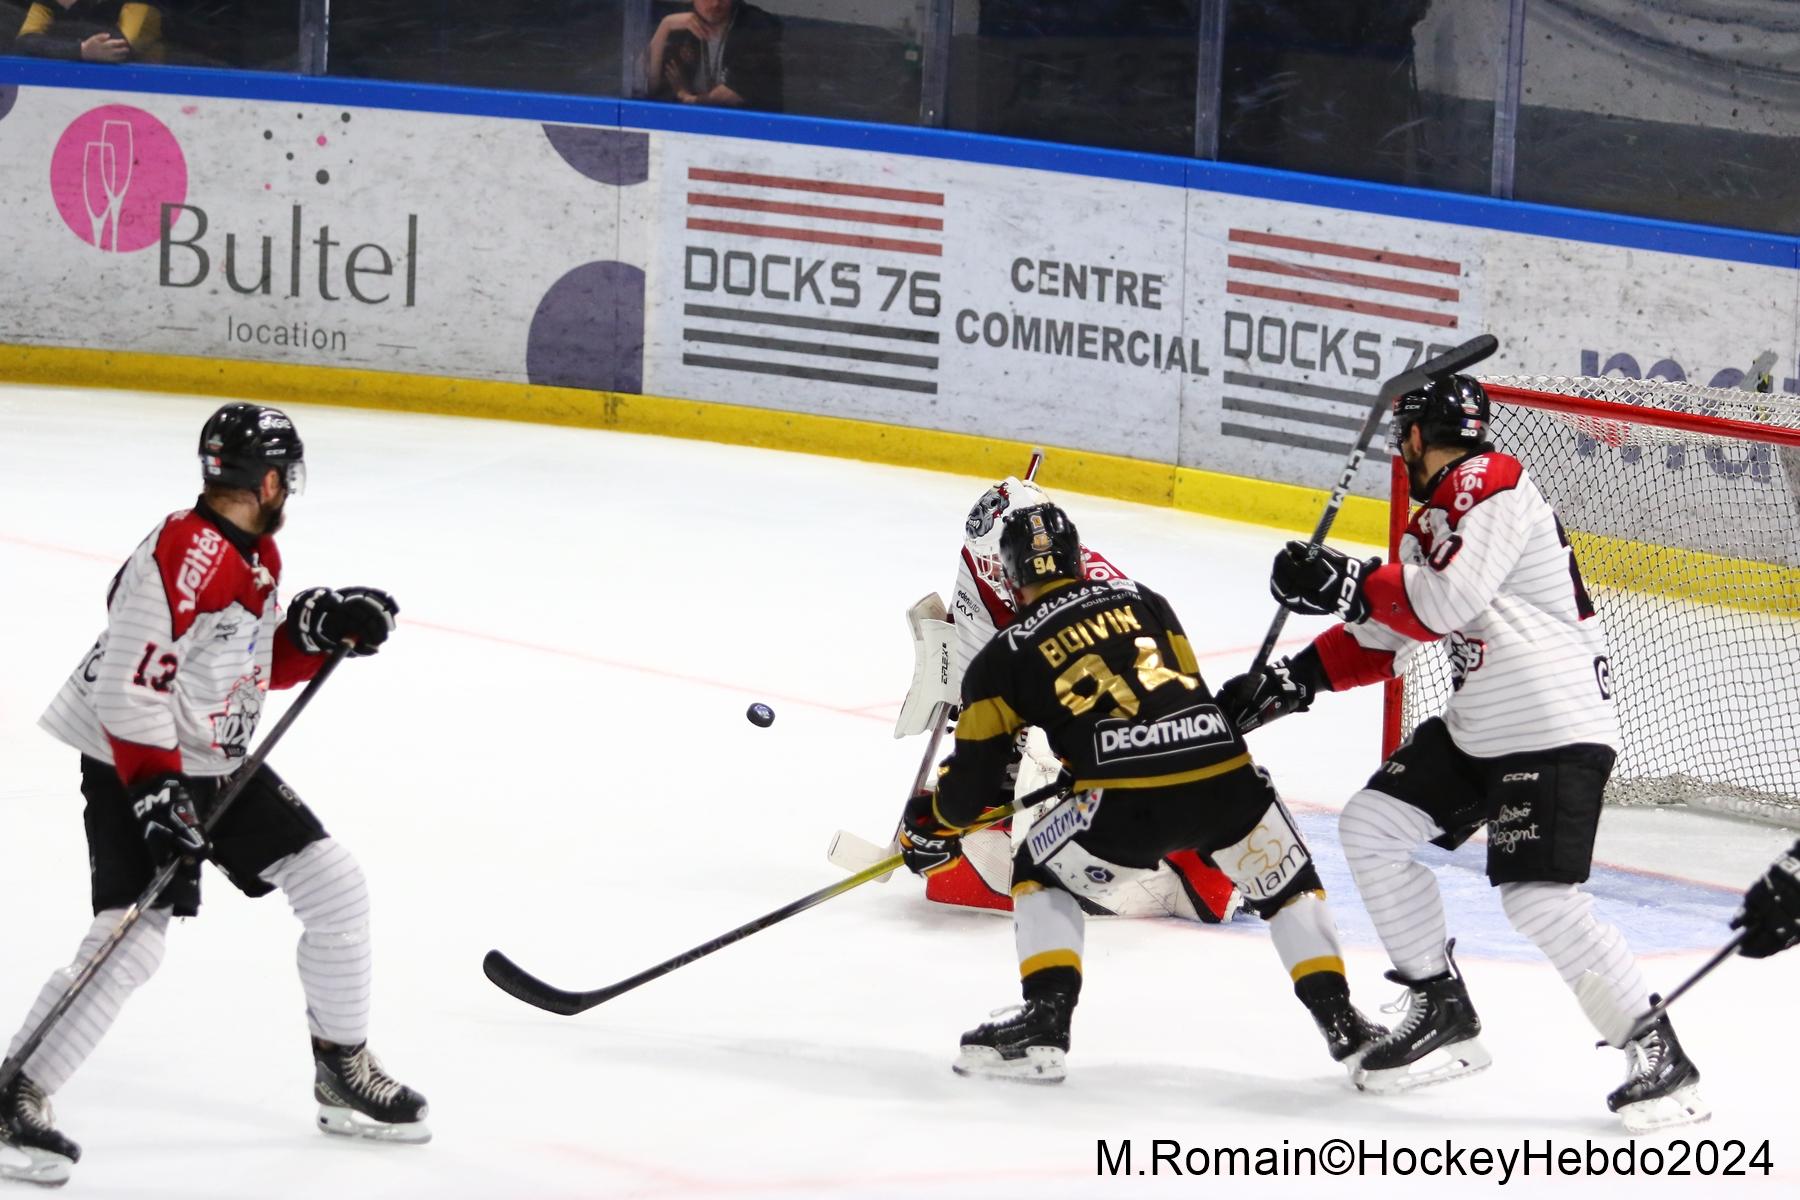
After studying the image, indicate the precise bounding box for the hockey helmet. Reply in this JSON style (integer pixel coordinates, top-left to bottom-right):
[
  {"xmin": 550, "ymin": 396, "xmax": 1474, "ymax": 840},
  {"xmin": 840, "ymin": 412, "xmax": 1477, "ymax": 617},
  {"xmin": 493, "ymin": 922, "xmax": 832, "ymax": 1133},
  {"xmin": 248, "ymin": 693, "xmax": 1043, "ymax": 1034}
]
[
  {"xmin": 199, "ymin": 403, "xmax": 306, "ymax": 494},
  {"xmin": 964, "ymin": 475, "xmax": 1051, "ymax": 604},
  {"xmin": 999, "ymin": 503, "xmax": 1082, "ymax": 601},
  {"xmin": 1391, "ymin": 373, "xmax": 1489, "ymax": 452}
]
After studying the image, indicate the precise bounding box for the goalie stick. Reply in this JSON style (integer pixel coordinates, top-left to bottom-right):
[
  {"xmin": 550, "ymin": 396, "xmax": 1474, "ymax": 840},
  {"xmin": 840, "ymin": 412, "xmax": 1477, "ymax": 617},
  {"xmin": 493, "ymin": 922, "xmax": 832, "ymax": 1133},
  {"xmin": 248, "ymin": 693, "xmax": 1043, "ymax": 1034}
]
[
  {"xmin": 1247, "ymin": 333, "xmax": 1499, "ymax": 676},
  {"xmin": 0, "ymin": 641, "xmax": 353, "ymax": 1095},
  {"xmin": 483, "ymin": 779, "xmax": 1068, "ymax": 1017}
]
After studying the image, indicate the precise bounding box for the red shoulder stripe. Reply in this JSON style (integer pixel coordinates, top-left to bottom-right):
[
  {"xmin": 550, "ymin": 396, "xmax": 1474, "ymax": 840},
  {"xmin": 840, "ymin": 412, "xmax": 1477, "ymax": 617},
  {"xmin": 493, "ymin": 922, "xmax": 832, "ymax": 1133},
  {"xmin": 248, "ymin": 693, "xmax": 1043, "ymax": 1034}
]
[
  {"xmin": 1427, "ymin": 451, "xmax": 1525, "ymax": 531},
  {"xmin": 154, "ymin": 511, "xmax": 254, "ymax": 640}
]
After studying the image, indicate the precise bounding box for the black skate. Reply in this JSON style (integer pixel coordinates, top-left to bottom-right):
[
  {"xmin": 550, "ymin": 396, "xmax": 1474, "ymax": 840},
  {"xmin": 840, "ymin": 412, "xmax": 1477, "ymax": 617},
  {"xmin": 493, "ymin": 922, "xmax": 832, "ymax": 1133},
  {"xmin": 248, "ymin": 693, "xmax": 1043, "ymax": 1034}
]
[
  {"xmin": 1607, "ymin": 1007, "xmax": 1709, "ymax": 1133},
  {"xmin": 312, "ymin": 1039, "xmax": 431, "ymax": 1144},
  {"xmin": 1355, "ymin": 941, "xmax": 1491, "ymax": 1095},
  {"xmin": 0, "ymin": 1074, "xmax": 79, "ymax": 1188},
  {"xmin": 953, "ymin": 994, "xmax": 1074, "ymax": 1084},
  {"xmin": 1296, "ymin": 974, "xmax": 1386, "ymax": 1072}
]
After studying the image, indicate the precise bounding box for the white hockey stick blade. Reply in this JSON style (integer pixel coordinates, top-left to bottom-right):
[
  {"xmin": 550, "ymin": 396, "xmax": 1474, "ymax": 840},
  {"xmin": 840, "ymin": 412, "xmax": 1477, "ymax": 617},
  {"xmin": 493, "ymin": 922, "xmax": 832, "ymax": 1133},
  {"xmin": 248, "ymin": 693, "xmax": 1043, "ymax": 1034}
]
[
  {"xmin": 895, "ymin": 593, "xmax": 956, "ymax": 739},
  {"xmin": 827, "ymin": 829, "xmax": 895, "ymax": 881}
]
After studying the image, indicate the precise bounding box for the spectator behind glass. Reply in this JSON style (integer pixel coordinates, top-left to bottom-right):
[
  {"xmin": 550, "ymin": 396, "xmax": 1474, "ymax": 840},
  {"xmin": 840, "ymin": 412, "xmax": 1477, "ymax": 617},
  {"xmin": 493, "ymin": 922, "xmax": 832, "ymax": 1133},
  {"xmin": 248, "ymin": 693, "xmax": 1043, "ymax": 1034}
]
[
  {"xmin": 15, "ymin": 0, "xmax": 164, "ymax": 61},
  {"xmin": 647, "ymin": 0, "xmax": 782, "ymax": 112}
]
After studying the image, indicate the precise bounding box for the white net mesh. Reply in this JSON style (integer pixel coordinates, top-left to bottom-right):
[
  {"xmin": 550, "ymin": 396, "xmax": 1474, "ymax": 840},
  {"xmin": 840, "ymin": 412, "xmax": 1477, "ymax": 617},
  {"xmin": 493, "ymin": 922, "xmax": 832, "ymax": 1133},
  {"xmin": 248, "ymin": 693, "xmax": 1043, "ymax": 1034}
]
[{"xmin": 1398, "ymin": 375, "xmax": 1800, "ymax": 826}]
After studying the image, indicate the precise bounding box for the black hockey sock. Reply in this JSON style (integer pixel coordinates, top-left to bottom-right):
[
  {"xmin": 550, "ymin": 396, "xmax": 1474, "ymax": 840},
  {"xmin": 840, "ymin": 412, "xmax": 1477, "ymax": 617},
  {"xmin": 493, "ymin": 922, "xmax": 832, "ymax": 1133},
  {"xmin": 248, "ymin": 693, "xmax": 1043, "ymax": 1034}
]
[{"xmin": 1022, "ymin": 966, "xmax": 1080, "ymax": 1005}]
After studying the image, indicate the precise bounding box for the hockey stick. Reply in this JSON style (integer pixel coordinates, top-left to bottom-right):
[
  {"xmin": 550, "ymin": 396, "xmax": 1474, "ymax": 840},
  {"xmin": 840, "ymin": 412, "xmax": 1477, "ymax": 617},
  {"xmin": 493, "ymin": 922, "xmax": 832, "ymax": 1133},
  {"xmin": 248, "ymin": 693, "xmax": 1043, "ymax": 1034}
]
[
  {"xmin": 0, "ymin": 641, "xmax": 353, "ymax": 1094},
  {"xmin": 485, "ymin": 777, "xmax": 1069, "ymax": 1017},
  {"xmin": 1574, "ymin": 931, "xmax": 1747, "ymax": 1048},
  {"xmin": 1246, "ymin": 333, "xmax": 1500, "ymax": 676}
]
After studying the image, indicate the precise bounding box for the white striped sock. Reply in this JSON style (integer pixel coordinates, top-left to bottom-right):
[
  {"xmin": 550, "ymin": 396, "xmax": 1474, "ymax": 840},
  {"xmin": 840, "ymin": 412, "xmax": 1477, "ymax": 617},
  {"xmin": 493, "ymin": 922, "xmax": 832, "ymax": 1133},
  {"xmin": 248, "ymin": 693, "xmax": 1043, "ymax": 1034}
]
[
  {"xmin": 1499, "ymin": 880, "xmax": 1649, "ymax": 1045},
  {"xmin": 262, "ymin": 838, "xmax": 372, "ymax": 1045},
  {"xmin": 1339, "ymin": 789, "xmax": 1450, "ymax": 980},
  {"xmin": 6, "ymin": 908, "xmax": 170, "ymax": 1093}
]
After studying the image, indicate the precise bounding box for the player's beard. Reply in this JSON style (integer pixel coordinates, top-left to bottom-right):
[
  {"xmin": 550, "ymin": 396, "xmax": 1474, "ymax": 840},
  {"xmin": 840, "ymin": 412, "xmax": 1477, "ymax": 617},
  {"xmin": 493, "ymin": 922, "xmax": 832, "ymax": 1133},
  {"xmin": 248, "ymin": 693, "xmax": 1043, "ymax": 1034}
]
[
  {"xmin": 1402, "ymin": 441, "xmax": 1433, "ymax": 503},
  {"xmin": 258, "ymin": 492, "xmax": 287, "ymax": 534}
]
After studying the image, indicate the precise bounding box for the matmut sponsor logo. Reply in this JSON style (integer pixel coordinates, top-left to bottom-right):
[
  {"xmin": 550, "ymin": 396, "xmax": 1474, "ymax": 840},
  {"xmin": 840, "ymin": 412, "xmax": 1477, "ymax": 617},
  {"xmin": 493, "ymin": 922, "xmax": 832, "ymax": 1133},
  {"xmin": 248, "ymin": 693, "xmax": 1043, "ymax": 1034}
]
[
  {"xmin": 679, "ymin": 165, "xmax": 944, "ymax": 396},
  {"xmin": 1093, "ymin": 703, "xmax": 1233, "ymax": 763},
  {"xmin": 175, "ymin": 526, "xmax": 226, "ymax": 614}
]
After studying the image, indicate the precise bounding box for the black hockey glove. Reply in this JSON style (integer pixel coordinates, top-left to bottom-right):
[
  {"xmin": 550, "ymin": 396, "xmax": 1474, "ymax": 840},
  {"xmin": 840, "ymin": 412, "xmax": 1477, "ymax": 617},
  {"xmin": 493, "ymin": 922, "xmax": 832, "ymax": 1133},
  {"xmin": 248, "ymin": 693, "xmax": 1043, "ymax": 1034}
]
[
  {"xmin": 1218, "ymin": 658, "xmax": 1313, "ymax": 734},
  {"xmin": 287, "ymin": 586, "xmax": 399, "ymax": 657},
  {"xmin": 896, "ymin": 790, "xmax": 963, "ymax": 878},
  {"xmin": 1733, "ymin": 842, "xmax": 1800, "ymax": 959},
  {"xmin": 130, "ymin": 775, "xmax": 208, "ymax": 866},
  {"xmin": 1270, "ymin": 541, "xmax": 1381, "ymax": 623}
]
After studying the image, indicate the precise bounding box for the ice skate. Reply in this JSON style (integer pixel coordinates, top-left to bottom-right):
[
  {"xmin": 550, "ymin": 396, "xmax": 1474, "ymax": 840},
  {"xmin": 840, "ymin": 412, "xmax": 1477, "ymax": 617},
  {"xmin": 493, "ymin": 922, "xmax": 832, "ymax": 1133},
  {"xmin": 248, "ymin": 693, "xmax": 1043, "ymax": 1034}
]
[
  {"xmin": 1608, "ymin": 1008, "xmax": 1709, "ymax": 1134},
  {"xmin": 312, "ymin": 1039, "xmax": 431, "ymax": 1144},
  {"xmin": 953, "ymin": 994, "xmax": 1073, "ymax": 1084},
  {"xmin": 1297, "ymin": 976, "xmax": 1386, "ymax": 1073},
  {"xmin": 1354, "ymin": 945, "xmax": 1491, "ymax": 1094},
  {"xmin": 0, "ymin": 1075, "xmax": 79, "ymax": 1188}
]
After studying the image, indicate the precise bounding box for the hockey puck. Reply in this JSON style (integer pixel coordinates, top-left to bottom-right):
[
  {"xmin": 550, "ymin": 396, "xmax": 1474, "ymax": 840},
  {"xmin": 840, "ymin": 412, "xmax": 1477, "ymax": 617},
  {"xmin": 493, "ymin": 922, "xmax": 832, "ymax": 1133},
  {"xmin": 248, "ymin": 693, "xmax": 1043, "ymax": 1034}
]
[{"xmin": 746, "ymin": 703, "xmax": 776, "ymax": 728}]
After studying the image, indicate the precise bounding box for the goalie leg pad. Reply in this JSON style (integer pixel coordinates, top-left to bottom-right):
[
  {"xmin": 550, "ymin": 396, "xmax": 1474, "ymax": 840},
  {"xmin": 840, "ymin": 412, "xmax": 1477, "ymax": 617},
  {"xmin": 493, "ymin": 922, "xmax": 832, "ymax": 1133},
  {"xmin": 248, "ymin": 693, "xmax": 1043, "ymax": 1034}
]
[{"xmin": 924, "ymin": 825, "xmax": 1014, "ymax": 912}]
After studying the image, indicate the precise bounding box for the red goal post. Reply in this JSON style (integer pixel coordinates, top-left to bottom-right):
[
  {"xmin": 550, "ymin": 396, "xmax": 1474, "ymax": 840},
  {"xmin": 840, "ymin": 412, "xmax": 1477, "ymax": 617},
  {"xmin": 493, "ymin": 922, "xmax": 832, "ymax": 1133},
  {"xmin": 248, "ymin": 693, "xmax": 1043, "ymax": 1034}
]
[{"xmin": 1382, "ymin": 374, "xmax": 1800, "ymax": 828}]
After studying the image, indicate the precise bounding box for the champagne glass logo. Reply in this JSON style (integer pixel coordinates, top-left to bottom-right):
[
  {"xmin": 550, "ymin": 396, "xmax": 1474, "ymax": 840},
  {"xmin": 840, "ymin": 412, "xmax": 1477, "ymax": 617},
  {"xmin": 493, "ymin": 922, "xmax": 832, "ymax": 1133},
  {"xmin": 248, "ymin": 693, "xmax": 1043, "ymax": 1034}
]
[
  {"xmin": 51, "ymin": 105, "xmax": 186, "ymax": 254},
  {"xmin": 81, "ymin": 141, "xmax": 114, "ymax": 249}
]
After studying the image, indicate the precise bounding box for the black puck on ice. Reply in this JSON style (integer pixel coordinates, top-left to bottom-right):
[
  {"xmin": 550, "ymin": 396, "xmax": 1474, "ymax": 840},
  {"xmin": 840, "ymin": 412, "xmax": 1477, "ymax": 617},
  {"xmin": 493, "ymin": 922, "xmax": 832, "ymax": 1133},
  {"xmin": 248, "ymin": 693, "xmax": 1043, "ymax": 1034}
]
[{"xmin": 746, "ymin": 702, "xmax": 776, "ymax": 728}]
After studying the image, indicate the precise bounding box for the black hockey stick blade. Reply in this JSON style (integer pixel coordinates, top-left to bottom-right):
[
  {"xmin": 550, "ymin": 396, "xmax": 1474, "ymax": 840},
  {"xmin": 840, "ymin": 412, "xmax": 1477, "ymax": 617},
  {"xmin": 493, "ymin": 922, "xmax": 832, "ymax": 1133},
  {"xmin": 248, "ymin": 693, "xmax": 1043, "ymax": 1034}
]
[
  {"xmin": 482, "ymin": 949, "xmax": 594, "ymax": 1016},
  {"xmin": 1379, "ymin": 333, "xmax": 1499, "ymax": 403}
]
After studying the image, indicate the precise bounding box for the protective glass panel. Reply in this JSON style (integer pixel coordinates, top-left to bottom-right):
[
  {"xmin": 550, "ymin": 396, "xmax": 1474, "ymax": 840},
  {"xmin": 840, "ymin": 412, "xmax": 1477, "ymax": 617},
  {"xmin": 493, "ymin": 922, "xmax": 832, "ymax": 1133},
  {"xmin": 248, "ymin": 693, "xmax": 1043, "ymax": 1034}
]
[
  {"xmin": 1, "ymin": 0, "xmax": 300, "ymax": 69},
  {"xmin": 946, "ymin": 0, "xmax": 1199, "ymax": 156},
  {"xmin": 1219, "ymin": 0, "xmax": 1495, "ymax": 193},
  {"xmin": 1514, "ymin": 0, "xmax": 1800, "ymax": 234},
  {"xmin": 646, "ymin": 0, "xmax": 925, "ymax": 122},
  {"xmin": 330, "ymin": 1, "xmax": 627, "ymax": 95}
]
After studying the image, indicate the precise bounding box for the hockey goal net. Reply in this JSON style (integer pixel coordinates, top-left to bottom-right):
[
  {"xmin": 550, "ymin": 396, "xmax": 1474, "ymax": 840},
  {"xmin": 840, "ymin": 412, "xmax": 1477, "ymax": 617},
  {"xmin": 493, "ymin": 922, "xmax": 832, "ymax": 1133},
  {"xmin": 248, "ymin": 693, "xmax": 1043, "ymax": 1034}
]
[{"xmin": 1384, "ymin": 374, "xmax": 1800, "ymax": 828}]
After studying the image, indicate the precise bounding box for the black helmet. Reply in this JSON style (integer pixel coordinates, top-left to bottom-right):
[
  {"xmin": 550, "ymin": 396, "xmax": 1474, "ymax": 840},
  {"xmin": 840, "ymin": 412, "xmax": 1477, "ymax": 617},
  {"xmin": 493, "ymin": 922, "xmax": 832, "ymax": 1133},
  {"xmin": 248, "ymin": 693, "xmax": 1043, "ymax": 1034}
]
[
  {"xmin": 999, "ymin": 503, "xmax": 1081, "ymax": 600},
  {"xmin": 1392, "ymin": 373, "xmax": 1489, "ymax": 452},
  {"xmin": 198, "ymin": 403, "xmax": 305, "ymax": 493}
]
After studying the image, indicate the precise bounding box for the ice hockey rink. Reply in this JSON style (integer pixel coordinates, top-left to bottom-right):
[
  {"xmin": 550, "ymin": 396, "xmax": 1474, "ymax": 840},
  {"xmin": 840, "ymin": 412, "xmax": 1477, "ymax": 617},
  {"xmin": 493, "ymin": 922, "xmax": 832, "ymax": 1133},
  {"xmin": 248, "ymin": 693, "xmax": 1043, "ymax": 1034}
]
[{"xmin": 1, "ymin": 383, "xmax": 1796, "ymax": 1198}]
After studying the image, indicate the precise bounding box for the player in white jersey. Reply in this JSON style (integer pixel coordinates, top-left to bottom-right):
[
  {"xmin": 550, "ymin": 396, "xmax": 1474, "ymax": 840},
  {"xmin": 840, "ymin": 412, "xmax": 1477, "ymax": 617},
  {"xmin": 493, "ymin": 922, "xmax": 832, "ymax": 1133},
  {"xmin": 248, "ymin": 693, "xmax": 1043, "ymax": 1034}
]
[
  {"xmin": 0, "ymin": 404, "xmax": 426, "ymax": 1186},
  {"xmin": 910, "ymin": 476, "xmax": 1239, "ymax": 922},
  {"xmin": 1219, "ymin": 374, "xmax": 1706, "ymax": 1132}
]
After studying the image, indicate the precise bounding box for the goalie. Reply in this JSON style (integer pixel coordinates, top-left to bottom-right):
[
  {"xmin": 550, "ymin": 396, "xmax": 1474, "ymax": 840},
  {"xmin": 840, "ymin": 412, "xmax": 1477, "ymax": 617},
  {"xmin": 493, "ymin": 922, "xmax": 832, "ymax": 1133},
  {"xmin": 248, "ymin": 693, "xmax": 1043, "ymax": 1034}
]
[{"xmin": 894, "ymin": 474, "xmax": 1239, "ymax": 923}]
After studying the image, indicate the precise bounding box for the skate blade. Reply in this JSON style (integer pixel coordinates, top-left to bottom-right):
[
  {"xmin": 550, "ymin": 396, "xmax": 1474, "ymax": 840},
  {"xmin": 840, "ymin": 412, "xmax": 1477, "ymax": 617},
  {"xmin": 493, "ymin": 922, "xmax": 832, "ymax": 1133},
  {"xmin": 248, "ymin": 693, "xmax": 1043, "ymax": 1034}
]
[
  {"xmin": 316, "ymin": 1105, "xmax": 433, "ymax": 1144},
  {"xmin": 1355, "ymin": 1038, "xmax": 1492, "ymax": 1095},
  {"xmin": 951, "ymin": 1045, "xmax": 1066, "ymax": 1084},
  {"xmin": 1618, "ymin": 1084, "xmax": 1711, "ymax": 1135},
  {"xmin": 0, "ymin": 1144, "xmax": 74, "ymax": 1188}
]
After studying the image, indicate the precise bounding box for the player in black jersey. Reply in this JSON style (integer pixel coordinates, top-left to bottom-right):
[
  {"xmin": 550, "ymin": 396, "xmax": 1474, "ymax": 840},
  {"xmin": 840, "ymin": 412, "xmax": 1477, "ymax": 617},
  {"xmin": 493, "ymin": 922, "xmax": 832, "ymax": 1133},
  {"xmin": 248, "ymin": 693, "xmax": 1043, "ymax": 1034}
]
[
  {"xmin": 1736, "ymin": 842, "xmax": 1800, "ymax": 959},
  {"xmin": 895, "ymin": 503, "xmax": 1383, "ymax": 1082}
]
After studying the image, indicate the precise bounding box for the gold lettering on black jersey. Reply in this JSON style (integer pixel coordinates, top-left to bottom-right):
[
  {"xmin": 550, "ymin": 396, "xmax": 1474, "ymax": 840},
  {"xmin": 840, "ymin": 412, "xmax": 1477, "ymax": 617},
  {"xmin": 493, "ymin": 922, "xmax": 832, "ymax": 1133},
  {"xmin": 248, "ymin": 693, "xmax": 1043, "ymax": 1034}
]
[{"xmin": 1039, "ymin": 639, "xmax": 1068, "ymax": 669}]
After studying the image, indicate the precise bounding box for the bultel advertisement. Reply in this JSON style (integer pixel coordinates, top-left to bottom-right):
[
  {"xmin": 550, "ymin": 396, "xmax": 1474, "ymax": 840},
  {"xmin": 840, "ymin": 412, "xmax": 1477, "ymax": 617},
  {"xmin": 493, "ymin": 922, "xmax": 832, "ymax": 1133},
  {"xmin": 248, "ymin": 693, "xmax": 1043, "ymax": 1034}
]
[
  {"xmin": 0, "ymin": 84, "xmax": 650, "ymax": 392},
  {"xmin": 2, "ymin": 79, "xmax": 1797, "ymax": 521}
]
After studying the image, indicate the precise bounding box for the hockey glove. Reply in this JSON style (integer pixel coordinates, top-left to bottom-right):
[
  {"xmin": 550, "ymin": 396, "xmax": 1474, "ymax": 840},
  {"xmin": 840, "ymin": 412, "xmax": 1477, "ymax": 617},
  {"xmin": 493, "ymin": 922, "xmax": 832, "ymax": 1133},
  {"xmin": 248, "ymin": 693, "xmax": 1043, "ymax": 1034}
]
[
  {"xmin": 1270, "ymin": 541, "xmax": 1381, "ymax": 623},
  {"xmin": 1733, "ymin": 842, "xmax": 1800, "ymax": 959},
  {"xmin": 131, "ymin": 775, "xmax": 208, "ymax": 866},
  {"xmin": 1218, "ymin": 658, "xmax": 1313, "ymax": 734},
  {"xmin": 287, "ymin": 585, "xmax": 399, "ymax": 657},
  {"xmin": 897, "ymin": 790, "xmax": 964, "ymax": 877}
]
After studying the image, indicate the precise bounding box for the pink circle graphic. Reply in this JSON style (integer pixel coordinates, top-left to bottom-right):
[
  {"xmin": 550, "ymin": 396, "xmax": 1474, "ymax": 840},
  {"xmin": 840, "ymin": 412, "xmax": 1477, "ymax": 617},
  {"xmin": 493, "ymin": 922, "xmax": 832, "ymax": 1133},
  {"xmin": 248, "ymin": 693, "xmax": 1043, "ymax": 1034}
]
[{"xmin": 49, "ymin": 105, "xmax": 187, "ymax": 253}]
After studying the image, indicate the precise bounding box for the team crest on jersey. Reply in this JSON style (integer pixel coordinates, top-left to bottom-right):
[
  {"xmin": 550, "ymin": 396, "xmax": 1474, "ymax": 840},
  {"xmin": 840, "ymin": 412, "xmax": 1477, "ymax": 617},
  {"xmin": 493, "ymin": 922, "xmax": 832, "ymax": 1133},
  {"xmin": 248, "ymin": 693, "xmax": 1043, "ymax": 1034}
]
[
  {"xmin": 210, "ymin": 672, "xmax": 265, "ymax": 758},
  {"xmin": 1446, "ymin": 633, "xmax": 1486, "ymax": 690}
]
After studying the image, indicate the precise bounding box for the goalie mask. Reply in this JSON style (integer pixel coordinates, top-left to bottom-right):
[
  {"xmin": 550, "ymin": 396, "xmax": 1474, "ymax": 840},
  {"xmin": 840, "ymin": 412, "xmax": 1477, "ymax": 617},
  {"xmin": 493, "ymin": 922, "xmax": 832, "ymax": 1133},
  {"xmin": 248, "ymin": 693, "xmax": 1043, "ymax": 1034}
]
[
  {"xmin": 999, "ymin": 503, "xmax": 1082, "ymax": 603},
  {"xmin": 964, "ymin": 475, "xmax": 1050, "ymax": 609}
]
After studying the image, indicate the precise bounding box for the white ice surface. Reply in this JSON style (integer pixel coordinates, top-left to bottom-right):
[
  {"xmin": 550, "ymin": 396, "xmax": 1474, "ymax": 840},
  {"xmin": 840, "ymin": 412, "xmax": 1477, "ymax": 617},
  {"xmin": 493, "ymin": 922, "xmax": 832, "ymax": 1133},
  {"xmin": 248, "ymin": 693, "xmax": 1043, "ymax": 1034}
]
[{"xmin": 0, "ymin": 385, "xmax": 1795, "ymax": 1198}]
